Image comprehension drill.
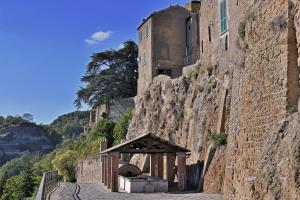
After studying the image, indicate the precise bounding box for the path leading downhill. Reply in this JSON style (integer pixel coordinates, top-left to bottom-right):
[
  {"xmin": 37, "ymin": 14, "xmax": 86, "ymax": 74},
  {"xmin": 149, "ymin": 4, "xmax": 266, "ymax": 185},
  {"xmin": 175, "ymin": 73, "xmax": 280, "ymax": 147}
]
[{"xmin": 48, "ymin": 182, "xmax": 222, "ymax": 200}]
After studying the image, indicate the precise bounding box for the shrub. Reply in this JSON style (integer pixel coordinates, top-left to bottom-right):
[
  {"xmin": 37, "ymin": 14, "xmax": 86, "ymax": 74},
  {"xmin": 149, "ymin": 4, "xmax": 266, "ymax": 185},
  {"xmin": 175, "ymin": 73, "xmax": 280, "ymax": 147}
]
[
  {"xmin": 52, "ymin": 150, "xmax": 78, "ymax": 182},
  {"xmin": 0, "ymin": 175, "xmax": 23, "ymax": 200},
  {"xmin": 113, "ymin": 109, "xmax": 134, "ymax": 144},
  {"xmin": 88, "ymin": 119, "xmax": 115, "ymax": 146},
  {"xmin": 208, "ymin": 132, "xmax": 227, "ymax": 146},
  {"xmin": 239, "ymin": 21, "xmax": 246, "ymax": 40},
  {"xmin": 186, "ymin": 68, "xmax": 198, "ymax": 80}
]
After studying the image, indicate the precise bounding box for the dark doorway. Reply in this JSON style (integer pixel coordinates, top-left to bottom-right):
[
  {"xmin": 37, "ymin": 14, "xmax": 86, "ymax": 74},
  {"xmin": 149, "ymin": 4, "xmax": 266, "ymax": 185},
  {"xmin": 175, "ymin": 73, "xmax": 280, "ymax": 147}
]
[{"xmin": 158, "ymin": 68, "xmax": 172, "ymax": 76}]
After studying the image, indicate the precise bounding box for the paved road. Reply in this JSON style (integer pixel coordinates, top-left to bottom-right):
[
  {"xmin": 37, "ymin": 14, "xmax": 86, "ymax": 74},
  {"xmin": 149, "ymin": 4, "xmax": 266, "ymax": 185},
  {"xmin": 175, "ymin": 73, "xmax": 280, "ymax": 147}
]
[{"xmin": 49, "ymin": 182, "xmax": 222, "ymax": 200}]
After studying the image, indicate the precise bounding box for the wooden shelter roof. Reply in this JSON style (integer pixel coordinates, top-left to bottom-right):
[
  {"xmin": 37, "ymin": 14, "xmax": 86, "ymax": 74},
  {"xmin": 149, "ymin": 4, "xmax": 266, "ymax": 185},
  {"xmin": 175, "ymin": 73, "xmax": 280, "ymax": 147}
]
[{"xmin": 100, "ymin": 133, "xmax": 190, "ymax": 154}]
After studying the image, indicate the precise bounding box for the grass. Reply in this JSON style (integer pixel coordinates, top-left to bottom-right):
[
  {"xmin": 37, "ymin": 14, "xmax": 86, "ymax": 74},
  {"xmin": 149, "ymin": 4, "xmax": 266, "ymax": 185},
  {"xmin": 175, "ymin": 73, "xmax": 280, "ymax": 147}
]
[
  {"xmin": 208, "ymin": 132, "xmax": 227, "ymax": 146},
  {"xmin": 239, "ymin": 21, "xmax": 246, "ymax": 40}
]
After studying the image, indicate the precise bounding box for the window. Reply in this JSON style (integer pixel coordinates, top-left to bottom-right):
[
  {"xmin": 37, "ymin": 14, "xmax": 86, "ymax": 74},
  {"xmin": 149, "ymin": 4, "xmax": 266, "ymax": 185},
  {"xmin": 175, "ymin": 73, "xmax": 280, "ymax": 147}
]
[
  {"xmin": 220, "ymin": 0, "xmax": 228, "ymax": 34},
  {"xmin": 201, "ymin": 40, "xmax": 204, "ymax": 53},
  {"xmin": 158, "ymin": 69, "xmax": 172, "ymax": 76},
  {"xmin": 208, "ymin": 26, "xmax": 212, "ymax": 42}
]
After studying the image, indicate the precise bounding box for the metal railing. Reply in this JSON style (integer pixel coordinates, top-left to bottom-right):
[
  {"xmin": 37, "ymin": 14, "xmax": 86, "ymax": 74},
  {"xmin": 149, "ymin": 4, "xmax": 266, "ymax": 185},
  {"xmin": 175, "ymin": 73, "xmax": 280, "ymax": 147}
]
[
  {"xmin": 184, "ymin": 49, "xmax": 200, "ymax": 66},
  {"xmin": 36, "ymin": 171, "xmax": 60, "ymax": 200}
]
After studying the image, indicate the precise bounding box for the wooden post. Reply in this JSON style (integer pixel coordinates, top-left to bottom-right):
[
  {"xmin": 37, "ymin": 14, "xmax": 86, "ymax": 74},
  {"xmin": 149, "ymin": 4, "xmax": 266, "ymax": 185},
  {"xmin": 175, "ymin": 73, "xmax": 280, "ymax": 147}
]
[
  {"xmin": 104, "ymin": 156, "xmax": 108, "ymax": 186},
  {"xmin": 156, "ymin": 153, "xmax": 164, "ymax": 178},
  {"xmin": 164, "ymin": 153, "xmax": 175, "ymax": 187},
  {"xmin": 107, "ymin": 155, "xmax": 112, "ymax": 189},
  {"xmin": 177, "ymin": 152, "xmax": 187, "ymax": 191},
  {"xmin": 101, "ymin": 155, "xmax": 105, "ymax": 183},
  {"xmin": 150, "ymin": 154, "xmax": 157, "ymax": 177},
  {"xmin": 100, "ymin": 139, "xmax": 107, "ymax": 183},
  {"xmin": 110, "ymin": 152, "xmax": 119, "ymax": 192}
]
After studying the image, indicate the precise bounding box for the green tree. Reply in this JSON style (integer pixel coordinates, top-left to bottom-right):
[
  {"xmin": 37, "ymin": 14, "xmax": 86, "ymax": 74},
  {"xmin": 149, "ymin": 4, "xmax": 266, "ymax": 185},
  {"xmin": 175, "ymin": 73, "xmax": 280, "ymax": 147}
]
[
  {"xmin": 74, "ymin": 40, "xmax": 138, "ymax": 108},
  {"xmin": 0, "ymin": 152, "xmax": 31, "ymax": 196},
  {"xmin": 50, "ymin": 111, "xmax": 89, "ymax": 139},
  {"xmin": 52, "ymin": 150, "xmax": 78, "ymax": 182},
  {"xmin": 34, "ymin": 152, "xmax": 55, "ymax": 176},
  {"xmin": 0, "ymin": 175, "xmax": 23, "ymax": 200},
  {"xmin": 113, "ymin": 108, "xmax": 133, "ymax": 144},
  {"xmin": 89, "ymin": 119, "xmax": 115, "ymax": 146},
  {"xmin": 20, "ymin": 160, "xmax": 36, "ymax": 197}
]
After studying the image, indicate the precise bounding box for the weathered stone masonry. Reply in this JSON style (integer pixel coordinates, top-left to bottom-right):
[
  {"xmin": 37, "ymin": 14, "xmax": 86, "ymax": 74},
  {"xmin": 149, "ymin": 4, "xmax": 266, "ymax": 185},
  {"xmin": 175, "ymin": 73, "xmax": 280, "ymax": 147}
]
[{"xmin": 128, "ymin": 0, "xmax": 300, "ymax": 199}]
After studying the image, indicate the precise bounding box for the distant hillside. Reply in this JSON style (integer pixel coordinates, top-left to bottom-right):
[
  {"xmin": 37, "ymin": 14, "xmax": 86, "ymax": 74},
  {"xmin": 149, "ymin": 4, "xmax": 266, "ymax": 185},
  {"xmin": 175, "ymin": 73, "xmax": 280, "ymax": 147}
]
[
  {"xmin": 0, "ymin": 123, "xmax": 60, "ymax": 165},
  {"xmin": 50, "ymin": 111, "xmax": 89, "ymax": 139}
]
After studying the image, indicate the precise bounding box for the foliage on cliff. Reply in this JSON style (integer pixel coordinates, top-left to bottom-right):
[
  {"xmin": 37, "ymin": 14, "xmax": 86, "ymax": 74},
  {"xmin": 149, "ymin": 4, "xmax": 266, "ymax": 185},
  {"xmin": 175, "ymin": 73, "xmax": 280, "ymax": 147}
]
[
  {"xmin": 113, "ymin": 108, "xmax": 134, "ymax": 144},
  {"xmin": 74, "ymin": 40, "xmax": 138, "ymax": 108},
  {"xmin": 50, "ymin": 111, "xmax": 89, "ymax": 139},
  {"xmin": 51, "ymin": 118, "xmax": 115, "ymax": 181},
  {"xmin": 0, "ymin": 115, "xmax": 34, "ymax": 129}
]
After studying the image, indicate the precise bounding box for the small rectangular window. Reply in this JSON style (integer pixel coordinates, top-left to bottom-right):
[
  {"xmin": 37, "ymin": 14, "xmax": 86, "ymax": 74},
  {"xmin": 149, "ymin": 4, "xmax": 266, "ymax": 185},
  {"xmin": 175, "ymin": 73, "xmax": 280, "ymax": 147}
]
[
  {"xmin": 201, "ymin": 40, "xmax": 204, "ymax": 53},
  {"xmin": 220, "ymin": 0, "xmax": 228, "ymax": 34}
]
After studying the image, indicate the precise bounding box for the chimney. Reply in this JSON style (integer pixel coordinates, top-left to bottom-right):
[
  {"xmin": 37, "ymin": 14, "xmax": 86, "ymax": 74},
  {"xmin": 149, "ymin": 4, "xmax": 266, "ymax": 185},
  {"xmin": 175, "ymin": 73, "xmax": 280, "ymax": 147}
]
[
  {"xmin": 100, "ymin": 138, "xmax": 108, "ymax": 151},
  {"xmin": 185, "ymin": 0, "xmax": 201, "ymax": 13}
]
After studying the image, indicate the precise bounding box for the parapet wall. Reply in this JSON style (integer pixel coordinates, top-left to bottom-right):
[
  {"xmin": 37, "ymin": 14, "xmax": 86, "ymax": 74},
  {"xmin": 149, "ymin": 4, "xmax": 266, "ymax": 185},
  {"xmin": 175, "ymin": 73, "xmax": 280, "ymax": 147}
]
[{"xmin": 75, "ymin": 157, "xmax": 101, "ymax": 183}]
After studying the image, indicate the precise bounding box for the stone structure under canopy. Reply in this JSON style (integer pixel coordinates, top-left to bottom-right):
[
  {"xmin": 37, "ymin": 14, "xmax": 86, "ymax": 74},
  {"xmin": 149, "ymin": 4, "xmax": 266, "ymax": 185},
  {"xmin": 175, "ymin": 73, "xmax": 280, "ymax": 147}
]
[{"xmin": 99, "ymin": 133, "xmax": 190, "ymax": 193}]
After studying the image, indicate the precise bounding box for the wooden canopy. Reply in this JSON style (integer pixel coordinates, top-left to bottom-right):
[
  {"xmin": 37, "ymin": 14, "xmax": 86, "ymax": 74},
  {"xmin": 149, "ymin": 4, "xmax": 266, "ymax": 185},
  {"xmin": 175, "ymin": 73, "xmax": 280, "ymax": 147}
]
[{"xmin": 100, "ymin": 133, "xmax": 190, "ymax": 154}]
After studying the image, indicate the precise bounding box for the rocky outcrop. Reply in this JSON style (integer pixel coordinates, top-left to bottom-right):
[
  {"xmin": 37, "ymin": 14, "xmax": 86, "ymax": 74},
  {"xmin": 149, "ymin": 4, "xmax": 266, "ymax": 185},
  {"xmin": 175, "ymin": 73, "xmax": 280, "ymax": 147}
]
[
  {"xmin": 0, "ymin": 124, "xmax": 57, "ymax": 165},
  {"xmin": 128, "ymin": 72, "xmax": 229, "ymax": 192}
]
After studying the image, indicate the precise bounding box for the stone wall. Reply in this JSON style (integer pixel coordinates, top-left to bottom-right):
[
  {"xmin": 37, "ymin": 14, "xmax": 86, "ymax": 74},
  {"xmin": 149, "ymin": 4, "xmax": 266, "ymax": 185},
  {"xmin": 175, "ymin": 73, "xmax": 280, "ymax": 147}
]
[
  {"xmin": 75, "ymin": 157, "xmax": 101, "ymax": 183},
  {"xmin": 88, "ymin": 97, "xmax": 135, "ymax": 128},
  {"xmin": 128, "ymin": 0, "xmax": 300, "ymax": 199}
]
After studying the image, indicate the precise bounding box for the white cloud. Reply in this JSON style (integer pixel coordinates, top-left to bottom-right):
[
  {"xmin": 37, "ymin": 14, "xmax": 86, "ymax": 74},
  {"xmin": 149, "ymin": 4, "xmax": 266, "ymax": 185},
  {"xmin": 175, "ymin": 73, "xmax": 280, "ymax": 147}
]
[
  {"xmin": 118, "ymin": 43, "xmax": 124, "ymax": 49},
  {"xmin": 85, "ymin": 31, "xmax": 112, "ymax": 45}
]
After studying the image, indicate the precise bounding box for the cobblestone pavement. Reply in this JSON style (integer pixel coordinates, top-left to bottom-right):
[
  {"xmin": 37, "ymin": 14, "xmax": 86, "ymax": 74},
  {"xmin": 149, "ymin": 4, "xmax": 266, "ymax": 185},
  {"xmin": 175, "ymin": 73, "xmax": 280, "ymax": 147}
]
[
  {"xmin": 48, "ymin": 182, "xmax": 80, "ymax": 200},
  {"xmin": 49, "ymin": 182, "xmax": 222, "ymax": 200}
]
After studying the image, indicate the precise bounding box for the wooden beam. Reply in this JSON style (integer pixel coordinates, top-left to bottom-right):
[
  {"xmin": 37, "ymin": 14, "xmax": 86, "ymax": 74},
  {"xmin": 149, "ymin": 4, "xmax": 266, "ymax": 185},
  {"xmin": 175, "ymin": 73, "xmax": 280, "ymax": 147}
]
[
  {"xmin": 177, "ymin": 152, "xmax": 187, "ymax": 191},
  {"xmin": 164, "ymin": 153, "xmax": 175, "ymax": 187},
  {"xmin": 117, "ymin": 149, "xmax": 182, "ymax": 153},
  {"xmin": 104, "ymin": 156, "xmax": 108, "ymax": 186},
  {"xmin": 110, "ymin": 152, "xmax": 119, "ymax": 192},
  {"xmin": 150, "ymin": 154, "xmax": 157, "ymax": 177},
  {"xmin": 156, "ymin": 153, "xmax": 164, "ymax": 178},
  {"xmin": 107, "ymin": 155, "xmax": 112, "ymax": 189},
  {"xmin": 101, "ymin": 155, "xmax": 105, "ymax": 183}
]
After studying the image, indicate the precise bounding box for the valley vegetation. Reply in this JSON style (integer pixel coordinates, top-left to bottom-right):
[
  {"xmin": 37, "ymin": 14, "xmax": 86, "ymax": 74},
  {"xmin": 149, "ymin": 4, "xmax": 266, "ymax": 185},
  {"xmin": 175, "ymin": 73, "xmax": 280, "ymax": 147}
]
[{"xmin": 0, "ymin": 40, "xmax": 138, "ymax": 199}]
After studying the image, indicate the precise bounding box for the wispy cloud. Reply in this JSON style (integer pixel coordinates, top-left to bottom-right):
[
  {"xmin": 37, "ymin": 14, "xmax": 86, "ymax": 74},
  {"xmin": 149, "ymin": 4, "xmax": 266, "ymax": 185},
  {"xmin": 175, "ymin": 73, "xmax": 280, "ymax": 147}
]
[
  {"xmin": 118, "ymin": 43, "xmax": 124, "ymax": 49},
  {"xmin": 85, "ymin": 31, "xmax": 112, "ymax": 45}
]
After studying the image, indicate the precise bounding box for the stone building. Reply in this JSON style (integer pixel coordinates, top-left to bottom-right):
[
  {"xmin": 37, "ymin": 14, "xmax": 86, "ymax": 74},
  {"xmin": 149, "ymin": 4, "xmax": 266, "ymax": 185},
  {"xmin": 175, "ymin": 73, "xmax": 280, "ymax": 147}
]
[
  {"xmin": 76, "ymin": 0, "xmax": 300, "ymax": 199},
  {"xmin": 85, "ymin": 98, "xmax": 135, "ymax": 132},
  {"xmin": 128, "ymin": 0, "xmax": 300, "ymax": 199},
  {"xmin": 137, "ymin": 1, "xmax": 200, "ymax": 94}
]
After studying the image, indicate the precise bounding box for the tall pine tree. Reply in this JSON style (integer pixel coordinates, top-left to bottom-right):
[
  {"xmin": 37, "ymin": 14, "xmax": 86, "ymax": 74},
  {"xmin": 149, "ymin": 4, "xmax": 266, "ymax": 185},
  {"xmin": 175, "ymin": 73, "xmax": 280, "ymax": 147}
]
[{"xmin": 20, "ymin": 160, "xmax": 36, "ymax": 197}]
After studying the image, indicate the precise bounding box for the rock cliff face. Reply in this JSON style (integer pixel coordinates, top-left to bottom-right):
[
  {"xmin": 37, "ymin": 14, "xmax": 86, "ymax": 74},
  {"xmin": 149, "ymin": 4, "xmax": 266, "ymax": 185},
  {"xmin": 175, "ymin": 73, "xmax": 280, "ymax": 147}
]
[
  {"xmin": 0, "ymin": 124, "xmax": 57, "ymax": 165},
  {"xmin": 128, "ymin": 73, "xmax": 229, "ymax": 193},
  {"xmin": 128, "ymin": 0, "xmax": 300, "ymax": 199}
]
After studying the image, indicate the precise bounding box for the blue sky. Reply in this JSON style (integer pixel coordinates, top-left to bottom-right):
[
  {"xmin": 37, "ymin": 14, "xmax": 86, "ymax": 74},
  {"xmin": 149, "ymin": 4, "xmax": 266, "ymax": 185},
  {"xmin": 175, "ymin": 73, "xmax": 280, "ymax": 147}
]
[{"xmin": 0, "ymin": 0, "xmax": 187, "ymax": 124}]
